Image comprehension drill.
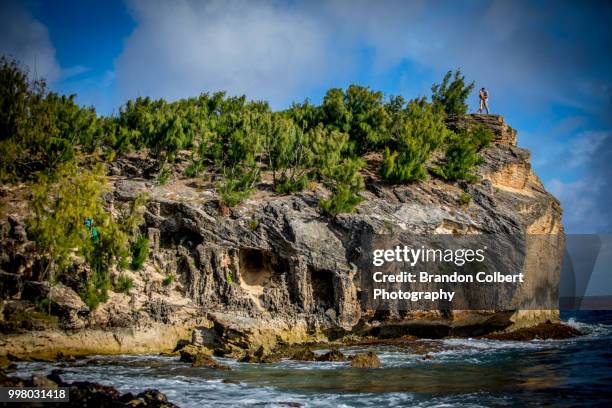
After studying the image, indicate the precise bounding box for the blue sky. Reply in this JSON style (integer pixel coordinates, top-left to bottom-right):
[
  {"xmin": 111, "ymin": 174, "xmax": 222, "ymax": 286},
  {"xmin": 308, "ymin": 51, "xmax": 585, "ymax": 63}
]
[{"xmin": 1, "ymin": 0, "xmax": 611, "ymax": 234}]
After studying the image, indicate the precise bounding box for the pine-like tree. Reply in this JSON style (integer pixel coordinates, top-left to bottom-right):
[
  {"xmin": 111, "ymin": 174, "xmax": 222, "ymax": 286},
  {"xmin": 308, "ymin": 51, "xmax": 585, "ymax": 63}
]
[
  {"xmin": 431, "ymin": 69, "xmax": 475, "ymax": 116},
  {"xmin": 381, "ymin": 98, "xmax": 450, "ymax": 183}
]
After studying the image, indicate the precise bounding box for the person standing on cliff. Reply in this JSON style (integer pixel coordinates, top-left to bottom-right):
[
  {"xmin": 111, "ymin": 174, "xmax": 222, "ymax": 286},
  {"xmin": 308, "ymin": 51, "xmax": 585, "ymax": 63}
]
[{"xmin": 478, "ymin": 87, "xmax": 490, "ymax": 114}]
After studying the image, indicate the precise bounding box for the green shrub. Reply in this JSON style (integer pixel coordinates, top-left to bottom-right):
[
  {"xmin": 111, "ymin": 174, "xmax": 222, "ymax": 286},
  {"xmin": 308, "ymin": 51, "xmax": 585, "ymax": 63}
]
[
  {"xmin": 381, "ymin": 142, "xmax": 428, "ymax": 183},
  {"xmin": 287, "ymin": 99, "xmax": 321, "ymax": 132},
  {"xmin": 306, "ymin": 125, "xmax": 350, "ymax": 174},
  {"xmin": 459, "ymin": 192, "xmax": 472, "ymax": 206},
  {"xmin": 80, "ymin": 268, "xmax": 110, "ymax": 310},
  {"xmin": 157, "ymin": 165, "xmax": 171, "ymax": 185},
  {"xmin": 117, "ymin": 96, "xmax": 202, "ymax": 163},
  {"xmin": 321, "ymin": 85, "xmax": 390, "ymax": 152},
  {"xmin": 28, "ymin": 163, "xmax": 118, "ymax": 277},
  {"xmin": 218, "ymin": 170, "xmax": 258, "ymax": 206},
  {"xmin": 115, "ymin": 274, "xmax": 134, "ymax": 293},
  {"xmin": 27, "ymin": 162, "xmax": 144, "ymax": 308},
  {"xmin": 0, "ymin": 56, "xmax": 99, "ymax": 182},
  {"xmin": 274, "ymin": 176, "xmax": 309, "ymax": 194},
  {"xmin": 319, "ymin": 157, "xmax": 365, "ymax": 216},
  {"xmin": 431, "ymin": 69, "xmax": 474, "ymax": 116},
  {"xmin": 261, "ymin": 114, "xmax": 312, "ymax": 193},
  {"xmin": 248, "ymin": 219, "xmax": 260, "ymax": 231},
  {"xmin": 432, "ymin": 126, "xmax": 493, "ymax": 182},
  {"xmin": 130, "ymin": 235, "xmax": 149, "ymax": 270},
  {"xmin": 184, "ymin": 161, "xmax": 204, "ymax": 177},
  {"xmin": 214, "ymin": 109, "xmax": 265, "ymax": 206},
  {"xmin": 162, "ymin": 275, "xmax": 174, "ymax": 286},
  {"xmin": 381, "ymin": 98, "xmax": 450, "ymax": 183},
  {"xmin": 469, "ymin": 125, "xmax": 494, "ymax": 150},
  {"xmin": 432, "ymin": 138, "xmax": 481, "ymax": 182}
]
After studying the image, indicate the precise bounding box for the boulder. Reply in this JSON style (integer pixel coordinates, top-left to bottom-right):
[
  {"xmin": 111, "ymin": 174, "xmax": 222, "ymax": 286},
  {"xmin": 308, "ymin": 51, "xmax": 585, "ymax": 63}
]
[
  {"xmin": 191, "ymin": 355, "xmax": 231, "ymax": 370},
  {"xmin": 291, "ymin": 347, "xmax": 317, "ymax": 362},
  {"xmin": 350, "ymin": 351, "xmax": 382, "ymax": 368},
  {"xmin": 485, "ymin": 322, "xmax": 581, "ymax": 341},
  {"xmin": 48, "ymin": 284, "xmax": 89, "ymax": 330},
  {"xmin": 55, "ymin": 352, "xmax": 77, "ymax": 362},
  {"xmin": 172, "ymin": 339, "xmax": 191, "ymax": 352},
  {"xmin": 178, "ymin": 344, "xmax": 213, "ymax": 363},
  {"xmin": 136, "ymin": 389, "xmax": 175, "ymax": 406},
  {"xmin": 239, "ymin": 346, "xmax": 282, "ymax": 363},
  {"xmin": 317, "ymin": 348, "xmax": 346, "ymax": 362},
  {"xmin": 21, "ymin": 281, "xmax": 50, "ymax": 302},
  {"xmin": 1, "ymin": 370, "xmax": 180, "ymax": 407}
]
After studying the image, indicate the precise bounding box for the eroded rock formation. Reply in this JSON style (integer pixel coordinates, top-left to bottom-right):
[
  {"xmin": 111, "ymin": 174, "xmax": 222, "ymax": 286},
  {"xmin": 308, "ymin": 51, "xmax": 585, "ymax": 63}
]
[{"xmin": 0, "ymin": 115, "xmax": 564, "ymax": 358}]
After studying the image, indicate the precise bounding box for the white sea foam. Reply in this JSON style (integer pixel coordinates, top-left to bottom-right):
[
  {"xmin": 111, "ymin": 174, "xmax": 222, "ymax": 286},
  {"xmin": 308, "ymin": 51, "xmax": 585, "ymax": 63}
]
[{"xmin": 565, "ymin": 317, "xmax": 612, "ymax": 338}]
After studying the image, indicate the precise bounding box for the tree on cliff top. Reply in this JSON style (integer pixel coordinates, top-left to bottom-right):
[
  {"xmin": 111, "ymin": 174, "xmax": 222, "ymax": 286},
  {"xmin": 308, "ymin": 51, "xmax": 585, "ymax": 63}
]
[
  {"xmin": 381, "ymin": 97, "xmax": 451, "ymax": 183},
  {"xmin": 431, "ymin": 69, "xmax": 474, "ymax": 116},
  {"xmin": 0, "ymin": 56, "xmax": 98, "ymax": 182}
]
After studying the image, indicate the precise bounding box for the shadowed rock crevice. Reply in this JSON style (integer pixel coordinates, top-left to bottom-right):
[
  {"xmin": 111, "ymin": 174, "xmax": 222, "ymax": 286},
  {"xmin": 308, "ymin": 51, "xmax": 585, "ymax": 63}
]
[{"xmin": 309, "ymin": 267, "xmax": 337, "ymax": 314}]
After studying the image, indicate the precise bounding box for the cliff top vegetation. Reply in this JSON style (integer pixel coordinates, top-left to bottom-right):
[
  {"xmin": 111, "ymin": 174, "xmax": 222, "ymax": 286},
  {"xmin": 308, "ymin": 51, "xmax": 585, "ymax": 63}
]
[{"xmin": 0, "ymin": 56, "xmax": 492, "ymax": 308}]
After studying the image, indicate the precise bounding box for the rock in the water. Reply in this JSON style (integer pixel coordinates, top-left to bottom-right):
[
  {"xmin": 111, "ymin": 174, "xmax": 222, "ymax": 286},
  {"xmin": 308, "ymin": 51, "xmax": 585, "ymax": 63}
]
[
  {"xmin": 179, "ymin": 344, "xmax": 229, "ymax": 369},
  {"xmin": 485, "ymin": 323, "xmax": 581, "ymax": 341},
  {"xmin": 239, "ymin": 346, "xmax": 281, "ymax": 363},
  {"xmin": 291, "ymin": 347, "xmax": 317, "ymax": 362},
  {"xmin": 178, "ymin": 344, "xmax": 213, "ymax": 363},
  {"xmin": 55, "ymin": 351, "xmax": 77, "ymax": 362},
  {"xmin": 67, "ymin": 381, "xmax": 122, "ymax": 406},
  {"xmin": 317, "ymin": 348, "xmax": 346, "ymax": 362},
  {"xmin": 136, "ymin": 389, "xmax": 172, "ymax": 405},
  {"xmin": 350, "ymin": 351, "xmax": 382, "ymax": 368},
  {"xmin": 191, "ymin": 355, "xmax": 231, "ymax": 370},
  {"xmin": 30, "ymin": 374, "xmax": 58, "ymax": 388},
  {"xmin": 0, "ymin": 369, "xmax": 180, "ymax": 407},
  {"xmin": 173, "ymin": 339, "xmax": 191, "ymax": 352}
]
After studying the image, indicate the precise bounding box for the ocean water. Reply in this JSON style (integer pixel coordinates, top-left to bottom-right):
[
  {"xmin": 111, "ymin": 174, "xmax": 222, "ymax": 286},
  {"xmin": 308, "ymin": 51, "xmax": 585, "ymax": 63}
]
[{"xmin": 13, "ymin": 311, "xmax": 612, "ymax": 407}]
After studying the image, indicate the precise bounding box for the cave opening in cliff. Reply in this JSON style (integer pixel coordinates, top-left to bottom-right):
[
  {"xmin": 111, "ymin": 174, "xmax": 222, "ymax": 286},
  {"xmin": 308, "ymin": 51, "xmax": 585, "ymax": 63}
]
[
  {"xmin": 160, "ymin": 226, "xmax": 203, "ymax": 250},
  {"xmin": 238, "ymin": 249, "xmax": 288, "ymax": 290},
  {"xmin": 309, "ymin": 267, "xmax": 336, "ymax": 312}
]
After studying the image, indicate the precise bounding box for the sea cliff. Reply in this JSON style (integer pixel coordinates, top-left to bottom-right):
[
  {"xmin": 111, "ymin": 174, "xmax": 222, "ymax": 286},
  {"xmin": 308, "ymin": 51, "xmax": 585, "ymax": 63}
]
[{"xmin": 0, "ymin": 115, "xmax": 565, "ymax": 359}]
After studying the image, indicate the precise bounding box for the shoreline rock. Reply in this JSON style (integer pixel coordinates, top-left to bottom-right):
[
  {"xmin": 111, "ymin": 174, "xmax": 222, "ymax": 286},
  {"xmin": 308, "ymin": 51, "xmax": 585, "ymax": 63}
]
[
  {"xmin": 0, "ymin": 369, "xmax": 180, "ymax": 407},
  {"xmin": 317, "ymin": 348, "xmax": 346, "ymax": 362},
  {"xmin": 350, "ymin": 352, "xmax": 382, "ymax": 368},
  {"xmin": 484, "ymin": 322, "xmax": 581, "ymax": 341}
]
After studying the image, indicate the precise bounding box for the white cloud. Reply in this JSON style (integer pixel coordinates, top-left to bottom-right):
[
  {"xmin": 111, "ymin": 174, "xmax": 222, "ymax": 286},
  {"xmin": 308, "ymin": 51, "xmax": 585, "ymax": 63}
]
[
  {"xmin": 566, "ymin": 131, "xmax": 609, "ymax": 168},
  {"xmin": 0, "ymin": 1, "xmax": 61, "ymax": 82},
  {"xmin": 115, "ymin": 0, "xmax": 336, "ymax": 107},
  {"xmin": 326, "ymin": 1, "xmax": 609, "ymax": 113},
  {"xmin": 547, "ymin": 177, "xmax": 607, "ymax": 233},
  {"xmin": 113, "ymin": 0, "xmax": 611, "ymax": 115}
]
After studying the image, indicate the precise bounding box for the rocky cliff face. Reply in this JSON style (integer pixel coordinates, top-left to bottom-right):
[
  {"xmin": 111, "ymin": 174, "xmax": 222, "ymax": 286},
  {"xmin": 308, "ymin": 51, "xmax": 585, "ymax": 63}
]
[{"xmin": 0, "ymin": 114, "xmax": 564, "ymax": 358}]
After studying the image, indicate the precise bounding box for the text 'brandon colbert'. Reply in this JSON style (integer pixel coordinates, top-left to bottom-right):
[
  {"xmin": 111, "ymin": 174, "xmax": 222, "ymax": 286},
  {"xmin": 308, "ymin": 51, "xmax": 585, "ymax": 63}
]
[{"xmin": 372, "ymin": 271, "xmax": 524, "ymax": 283}]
